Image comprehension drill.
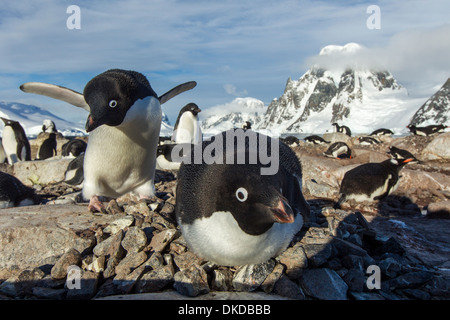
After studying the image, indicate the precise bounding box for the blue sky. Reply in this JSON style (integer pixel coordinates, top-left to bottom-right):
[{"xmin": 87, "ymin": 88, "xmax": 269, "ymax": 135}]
[{"xmin": 0, "ymin": 0, "xmax": 449, "ymax": 126}]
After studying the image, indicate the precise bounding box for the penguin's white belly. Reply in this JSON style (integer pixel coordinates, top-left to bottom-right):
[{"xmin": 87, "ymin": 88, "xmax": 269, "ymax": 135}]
[
  {"xmin": 82, "ymin": 97, "xmax": 161, "ymax": 199},
  {"xmin": 180, "ymin": 211, "xmax": 303, "ymax": 266},
  {"xmin": 2, "ymin": 127, "xmax": 19, "ymax": 164},
  {"xmin": 174, "ymin": 113, "xmax": 201, "ymax": 144}
]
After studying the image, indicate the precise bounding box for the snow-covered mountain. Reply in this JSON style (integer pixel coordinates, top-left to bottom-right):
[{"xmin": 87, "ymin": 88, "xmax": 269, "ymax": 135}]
[
  {"xmin": 409, "ymin": 78, "xmax": 450, "ymax": 127},
  {"xmin": 257, "ymin": 43, "xmax": 419, "ymax": 135},
  {"xmin": 201, "ymin": 97, "xmax": 266, "ymax": 135},
  {"xmin": 0, "ymin": 101, "xmax": 86, "ymax": 137}
]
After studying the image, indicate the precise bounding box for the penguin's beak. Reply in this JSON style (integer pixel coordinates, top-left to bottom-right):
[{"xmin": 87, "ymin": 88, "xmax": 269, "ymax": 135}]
[
  {"xmin": 270, "ymin": 197, "xmax": 295, "ymax": 224},
  {"xmin": 85, "ymin": 114, "xmax": 101, "ymax": 132},
  {"xmin": 402, "ymin": 158, "xmax": 416, "ymax": 164}
]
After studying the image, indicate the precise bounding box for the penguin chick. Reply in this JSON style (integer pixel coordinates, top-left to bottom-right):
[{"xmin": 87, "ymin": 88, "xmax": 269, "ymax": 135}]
[
  {"xmin": 20, "ymin": 69, "xmax": 196, "ymax": 212},
  {"xmin": 175, "ymin": 129, "xmax": 311, "ymax": 266},
  {"xmin": 323, "ymin": 142, "xmax": 352, "ymax": 159},
  {"xmin": 0, "ymin": 171, "xmax": 40, "ymax": 208},
  {"xmin": 172, "ymin": 103, "xmax": 202, "ymax": 144},
  {"xmin": 0, "ymin": 117, "xmax": 31, "ymax": 164},
  {"xmin": 335, "ymin": 157, "xmax": 414, "ymax": 209}
]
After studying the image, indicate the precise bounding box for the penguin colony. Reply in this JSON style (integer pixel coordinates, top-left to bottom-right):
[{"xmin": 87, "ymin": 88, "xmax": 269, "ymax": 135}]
[{"xmin": 0, "ymin": 69, "xmax": 447, "ymax": 267}]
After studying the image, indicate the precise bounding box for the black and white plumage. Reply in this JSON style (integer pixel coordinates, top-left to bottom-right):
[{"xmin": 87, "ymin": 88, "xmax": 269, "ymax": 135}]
[
  {"xmin": 242, "ymin": 121, "xmax": 252, "ymax": 130},
  {"xmin": 387, "ymin": 146, "xmax": 419, "ymax": 164},
  {"xmin": 282, "ymin": 135, "xmax": 300, "ymax": 146},
  {"xmin": 37, "ymin": 132, "xmax": 57, "ymax": 160},
  {"xmin": 61, "ymin": 139, "xmax": 87, "ymax": 158},
  {"xmin": 370, "ymin": 128, "xmax": 394, "ymax": 136},
  {"xmin": 304, "ymin": 135, "xmax": 330, "ymax": 145},
  {"xmin": 63, "ymin": 153, "xmax": 85, "ymax": 186},
  {"xmin": 323, "ymin": 142, "xmax": 352, "ymax": 159},
  {"xmin": 332, "ymin": 123, "xmax": 352, "ymax": 136},
  {"xmin": 172, "ymin": 103, "xmax": 202, "ymax": 144},
  {"xmin": 155, "ymin": 143, "xmax": 190, "ymax": 171},
  {"xmin": 358, "ymin": 136, "xmax": 381, "ymax": 145},
  {"xmin": 42, "ymin": 119, "xmax": 57, "ymax": 133},
  {"xmin": 335, "ymin": 157, "xmax": 414, "ymax": 209},
  {"xmin": 175, "ymin": 129, "xmax": 311, "ymax": 266},
  {"xmin": 407, "ymin": 124, "xmax": 447, "ymax": 136},
  {"xmin": 0, "ymin": 117, "xmax": 31, "ymax": 164},
  {"xmin": 0, "ymin": 139, "xmax": 7, "ymax": 164},
  {"xmin": 20, "ymin": 69, "xmax": 196, "ymax": 212},
  {"xmin": 0, "ymin": 171, "xmax": 40, "ymax": 208}
]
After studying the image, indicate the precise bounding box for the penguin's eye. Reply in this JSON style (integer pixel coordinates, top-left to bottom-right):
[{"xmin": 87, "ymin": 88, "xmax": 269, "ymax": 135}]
[
  {"xmin": 109, "ymin": 100, "xmax": 118, "ymax": 108},
  {"xmin": 235, "ymin": 187, "xmax": 248, "ymax": 202}
]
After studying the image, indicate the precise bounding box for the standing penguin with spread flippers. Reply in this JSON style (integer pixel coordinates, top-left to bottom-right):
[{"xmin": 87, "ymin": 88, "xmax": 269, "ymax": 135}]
[
  {"xmin": 172, "ymin": 103, "xmax": 202, "ymax": 144},
  {"xmin": 1, "ymin": 117, "xmax": 31, "ymax": 164},
  {"xmin": 20, "ymin": 69, "xmax": 196, "ymax": 212},
  {"xmin": 334, "ymin": 157, "xmax": 415, "ymax": 209},
  {"xmin": 176, "ymin": 129, "xmax": 311, "ymax": 266}
]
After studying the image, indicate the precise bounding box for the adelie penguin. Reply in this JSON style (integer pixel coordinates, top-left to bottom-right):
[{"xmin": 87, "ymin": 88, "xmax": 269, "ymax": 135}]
[
  {"xmin": 304, "ymin": 135, "xmax": 330, "ymax": 145},
  {"xmin": 175, "ymin": 129, "xmax": 311, "ymax": 266},
  {"xmin": 407, "ymin": 124, "xmax": 447, "ymax": 136},
  {"xmin": 334, "ymin": 156, "xmax": 415, "ymax": 209},
  {"xmin": 332, "ymin": 123, "xmax": 351, "ymax": 136},
  {"xmin": 20, "ymin": 69, "xmax": 196, "ymax": 212},
  {"xmin": 61, "ymin": 139, "xmax": 87, "ymax": 158},
  {"xmin": 0, "ymin": 171, "xmax": 40, "ymax": 208},
  {"xmin": 172, "ymin": 103, "xmax": 202, "ymax": 144},
  {"xmin": 0, "ymin": 117, "xmax": 31, "ymax": 164},
  {"xmin": 37, "ymin": 132, "xmax": 57, "ymax": 160},
  {"xmin": 155, "ymin": 143, "xmax": 190, "ymax": 171},
  {"xmin": 323, "ymin": 142, "xmax": 352, "ymax": 159}
]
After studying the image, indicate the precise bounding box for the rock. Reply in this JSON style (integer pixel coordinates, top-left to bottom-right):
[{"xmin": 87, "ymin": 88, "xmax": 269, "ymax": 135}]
[
  {"xmin": 426, "ymin": 200, "xmax": 450, "ymax": 219},
  {"xmin": 32, "ymin": 287, "xmax": 67, "ymax": 300},
  {"xmin": 349, "ymin": 291, "xmax": 385, "ymax": 300},
  {"xmin": 232, "ymin": 259, "xmax": 276, "ymax": 292},
  {"xmin": 148, "ymin": 229, "xmax": 178, "ymax": 253},
  {"xmin": 332, "ymin": 237, "xmax": 368, "ymax": 257},
  {"xmin": 7, "ymin": 158, "xmax": 73, "ymax": 186},
  {"xmin": 51, "ymin": 248, "xmax": 82, "ymax": 280},
  {"xmin": 302, "ymin": 243, "xmax": 333, "ymax": 267},
  {"xmin": 134, "ymin": 267, "xmax": 174, "ymax": 293},
  {"xmin": 373, "ymin": 237, "xmax": 405, "ymax": 257},
  {"xmin": 66, "ymin": 270, "xmax": 99, "ymax": 300},
  {"xmin": 277, "ymin": 244, "xmax": 307, "ymax": 279},
  {"xmin": 342, "ymin": 268, "xmax": 366, "ymax": 292},
  {"xmin": 113, "ymin": 263, "xmax": 147, "ymax": 294},
  {"xmin": 272, "ymin": 274, "xmax": 305, "ymax": 300},
  {"xmin": 260, "ymin": 263, "xmax": 285, "ymax": 293},
  {"xmin": 0, "ymin": 267, "xmax": 45, "ymax": 297},
  {"xmin": 106, "ymin": 200, "xmax": 124, "ymax": 215},
  {"xmin": 121, "ymin": 226, "xmax": 148, "ymax": 253},
  {"xmin": 174, "ymin": 264, "xmax": 210, "ymax": 297},
  {"xmin": 422, "ymin": 132, "xmax": 450, "ymax": 160},
  {"xmin": 103, "ymin": 215, "xmax": 135, "ymax": 234},
  {"xmin": 211, "ymin": 268, "xmax": 234, "ymax": 291},
  {"xmin": 114, "ymin": 251, "xmax": 148, "ymax": 277},
  {"xmin": 388, "ymin": 271, "xmax": 434, "ymax": 290},
  {"xmin": 93, "ymin": 230, "xmax": 126, "ymax": 279},
  {"xmin": 0, "ymin": 205, "xmax": 107, "ymax": 270},
  {"xmin": 379, "ymin": 257, "xmax": 402, "ymax": 278},
  {"xmin": 300, "ymin": 268, "xmax": 348, "ymax": 300},
  {"xmin": 173, "ymin": 251, "xmax": 205, "ymax": 271}
]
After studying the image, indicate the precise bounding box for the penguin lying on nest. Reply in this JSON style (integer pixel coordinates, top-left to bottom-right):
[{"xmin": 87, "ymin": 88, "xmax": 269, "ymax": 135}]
[
  {"xmin": 20, "ymin": 69, "xmax": 196, "ymax": 212},
  {"xmin": 0, "ymin": 171, "xmax": 40, "ymax": 208},
  {"xmin": 175, "ymin": 129, "xmax": 311, "ymax": 266},
  {"xmin": 334, "ymin": 156, "xmax": 415, "ymax": 209}
]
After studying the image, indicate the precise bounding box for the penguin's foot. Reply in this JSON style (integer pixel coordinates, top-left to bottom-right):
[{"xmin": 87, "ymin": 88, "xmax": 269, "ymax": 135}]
[{"xmin": 88, "ymin": 195, "xmax": 107, "ymax": 214}]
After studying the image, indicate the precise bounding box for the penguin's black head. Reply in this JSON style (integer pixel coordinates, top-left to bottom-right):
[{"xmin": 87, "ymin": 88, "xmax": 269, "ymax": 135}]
[
  {"xmin": 83, "ymin": 69, "xmax": 158, "ymax": 132},
  {"xmin": 1, "ymin": 117, "xmax": 17, "ymax": 127},
  {"xmin": 215, "ymin": 166, "xmax": 295, "ymax": 236},
  {"xmin": 181, "ymin": 103, "xmax": 201, "ymax": 116}
]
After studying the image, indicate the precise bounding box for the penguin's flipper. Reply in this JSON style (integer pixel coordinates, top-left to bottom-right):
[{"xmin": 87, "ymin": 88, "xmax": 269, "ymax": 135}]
[
  {"xmin": 158, "ymin": 81, "xmax": 197, "ymax": 105},
  {"xmin": 20, "ymin": 82, "xmax": 90, "ymax": 112}
]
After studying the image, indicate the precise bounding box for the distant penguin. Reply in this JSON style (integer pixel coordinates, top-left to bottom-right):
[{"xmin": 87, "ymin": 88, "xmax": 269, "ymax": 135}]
[
  {"xmin": 172, "ymin": 103, "xmax": 202, "ymax": 144},
  {"xmin": 156, "ymin": 143, "xmax": 189, "ymax": 171},
  {"xmin": 20, "ymin": 69, "xmax": 196, "ymax": 212},
  {"xmin": 304, "ymin": 135, "xmax": 330, "ymax": 145},
  {"xmin": 42, "ymin": 119, "xmax": 57, "ymax": 133},
  {"xmin": 242, "ymin": 121, "xmax": 252, "ymax": 130},
  {"xmin": 387, "ymin": 146, "xmax": 419, "ymax": 164},
  {"xmin": 0, "ymin": 171, "xmax": 40, "ymax": 208},
  {"xmin": 37, "ymin": 132, "xmax": 57, "ymax": 160},
  {"xmin": 332, "ymin": 123, "xmax": 352, "ymax": 136},
  {"xmin": 158, "ymin": 136, "xmax": 172, "ymax": 145},
  {"xmin": 358, "ymin": 136, "xmax": 381, "ymax": 145},
  {"xmin": 282, "ymin": 136, "xmax": 300, "ymax": 146},
  {"xmin": 370, "ymin": 128, "xmax": 394, "ymax": 136},
  {"xmin": 335, "ymin": 157, "xmax": 415, "ymax": 208},
  {"xmin": 63, "ymin": 153, "xmax": 85, "ymax": 186},
  {"xmin": 176, "ymin": 129, "xmax": 311, "ymax": 266},
  {"xmin": 407, "ymin": 124, "xmax": 447, "ymax": 136},
  {"xmin": 61, "ymin": 139, "xmax": 87, "ymax": 158},
  {"xmin": 323, "ymin": 142, "xmax": 352, "ymax": 159},
  {"xmin": 0, "ymin": 117, "xmax": 31, "ymax": 164}
]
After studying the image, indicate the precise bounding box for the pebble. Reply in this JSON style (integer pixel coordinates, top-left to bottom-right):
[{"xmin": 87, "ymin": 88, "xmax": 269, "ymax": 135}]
[{"xmin": 50, "ymin": 248, "xmax": 82, "ymax": 280}]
